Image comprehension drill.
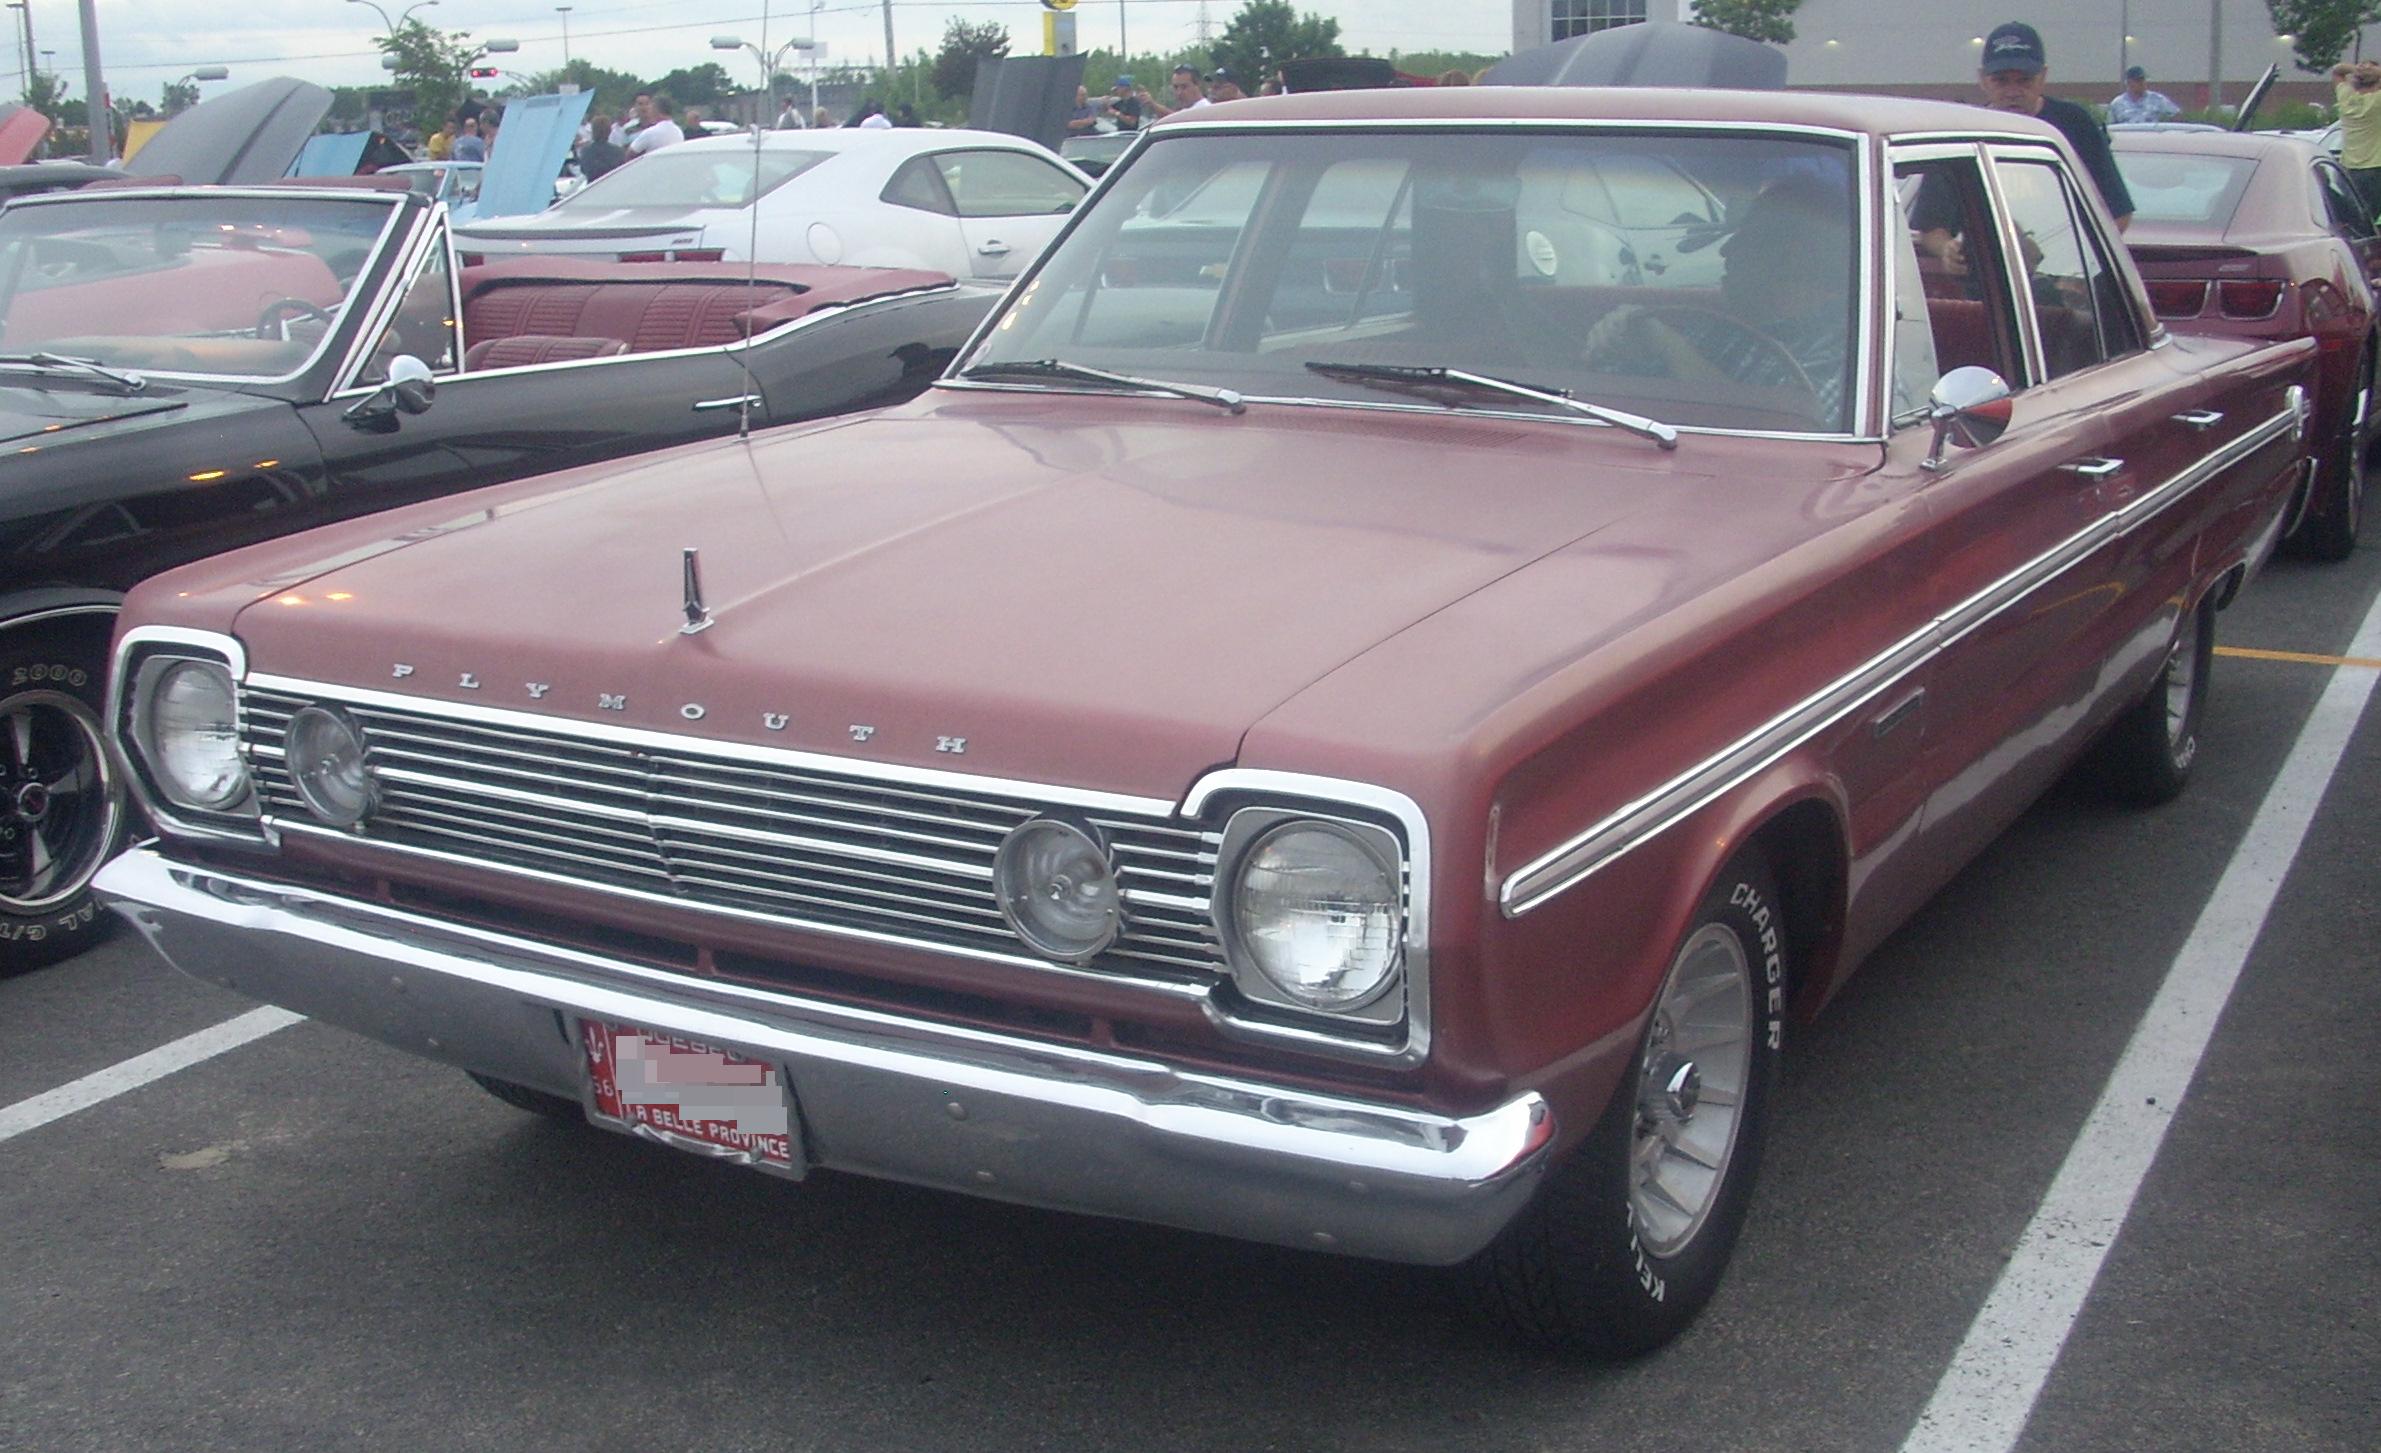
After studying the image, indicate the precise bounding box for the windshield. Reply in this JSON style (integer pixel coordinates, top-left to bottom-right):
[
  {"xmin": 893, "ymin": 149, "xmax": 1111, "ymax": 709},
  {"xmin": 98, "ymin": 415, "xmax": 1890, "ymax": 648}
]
[
  {"xmin": 0, "ymin": 194, "xmax": 398, "ymax": 379},
  {"xmin": 2110, "ymin": 151, "xmax": 2258, "ymax": 229},
  {"xmin": 559, "ymin": 147, "xmax": 832, "ymax": 211},
  {"xmin": 965, "ymin": 129, "xmax": 1862, "ymax": 434}
]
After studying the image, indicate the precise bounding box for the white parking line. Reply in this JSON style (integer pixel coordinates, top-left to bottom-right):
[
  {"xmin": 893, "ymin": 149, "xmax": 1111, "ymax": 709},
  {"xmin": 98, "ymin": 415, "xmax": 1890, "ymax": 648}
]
[
  {"xmin": 1901, "ymin": 579, "xmax": 2381, "ymax": 1453},
  {"xmin": 0, "ymin": 1006, "xmax": 304, "ymax": 1146}
]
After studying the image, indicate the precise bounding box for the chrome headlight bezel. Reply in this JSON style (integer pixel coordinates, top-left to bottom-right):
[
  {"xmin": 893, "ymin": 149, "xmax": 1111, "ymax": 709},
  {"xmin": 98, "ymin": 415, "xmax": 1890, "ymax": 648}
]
[
  {"xmin": 1213, "ymin": 807, "xmax": 1408, "ymax": 1025},
  {"xmin": 110, "ymin": 628, "xmax": 263, "ymax": 840},
  {"xmin": 129, "ymin": 656, "xmax": 250, "ymax": 814}
]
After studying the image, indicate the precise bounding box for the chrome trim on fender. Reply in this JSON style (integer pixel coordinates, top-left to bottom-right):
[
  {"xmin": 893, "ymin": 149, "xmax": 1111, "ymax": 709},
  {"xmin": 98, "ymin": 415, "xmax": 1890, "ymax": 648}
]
[
  {"xmin": 94, "ymin": 845, "xmax": 1553, "ymax": 1266},
  {"xmin": 1499, "ymin": 402, "xmax": 2303, "ymax": 916}
]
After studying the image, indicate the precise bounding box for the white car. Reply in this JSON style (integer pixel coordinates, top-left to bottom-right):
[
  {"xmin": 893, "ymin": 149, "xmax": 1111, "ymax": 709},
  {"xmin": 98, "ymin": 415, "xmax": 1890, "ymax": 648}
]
[{"xmin": 455, "ymin": 128, "xmax": 1087, "ymax": 283}]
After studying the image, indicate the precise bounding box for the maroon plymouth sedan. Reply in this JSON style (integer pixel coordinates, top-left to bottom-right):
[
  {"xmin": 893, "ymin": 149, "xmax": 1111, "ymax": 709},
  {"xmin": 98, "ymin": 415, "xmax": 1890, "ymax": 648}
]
[
  {"xmin": 2112, "ymin": 128, "xmax": 2380, "ymax": 558},
  {"xmin": 92, "ymin": 89, "xmax": 2313, "ymax": 1355}
]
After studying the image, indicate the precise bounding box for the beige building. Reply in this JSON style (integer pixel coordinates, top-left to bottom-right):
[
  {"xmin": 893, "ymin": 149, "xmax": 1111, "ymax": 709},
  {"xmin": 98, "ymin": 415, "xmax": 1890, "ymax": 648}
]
[{"xmin": 1509, "ymin": 1, "xmax": 2370, "ymax": 106}]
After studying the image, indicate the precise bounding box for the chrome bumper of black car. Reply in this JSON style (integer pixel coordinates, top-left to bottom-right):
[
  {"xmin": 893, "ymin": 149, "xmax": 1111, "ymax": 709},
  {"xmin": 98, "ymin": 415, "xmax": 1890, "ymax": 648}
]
[{"xmin": 95, "ymin": 845, "xmax": 1553, "ymax": 1266}]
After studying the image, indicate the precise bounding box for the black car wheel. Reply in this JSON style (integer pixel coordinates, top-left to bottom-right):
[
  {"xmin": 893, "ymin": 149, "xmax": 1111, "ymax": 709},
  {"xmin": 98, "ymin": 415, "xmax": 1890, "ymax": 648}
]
[
  {"xmin": 1468, "ymin": 851, "xmax": 1784, "ymax": 1356},
  {"xmin": 2090, "ymin": 589, "xmax": 2217, "ymax": 807},
  {"xmin": 0, "ymin": 640, "xmax": 124, "ymax": 971},
  {"xmin": 2296, "ymin": 345, "xmax": 2371, "ymax": 562}
]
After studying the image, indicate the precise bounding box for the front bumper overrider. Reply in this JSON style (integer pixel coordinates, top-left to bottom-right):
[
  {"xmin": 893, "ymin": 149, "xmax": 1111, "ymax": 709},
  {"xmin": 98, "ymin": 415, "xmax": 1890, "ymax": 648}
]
[{"xmin": 95, "ymin": 845, "xmax": 1555, "ymax": 1266}]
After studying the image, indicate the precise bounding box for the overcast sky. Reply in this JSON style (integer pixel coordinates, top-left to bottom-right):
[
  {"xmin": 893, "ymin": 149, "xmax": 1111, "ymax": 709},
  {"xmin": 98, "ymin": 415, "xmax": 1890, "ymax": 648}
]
[{"xmin": 12, "ymin": 1, "xmax": 1513, "ymax": 104}]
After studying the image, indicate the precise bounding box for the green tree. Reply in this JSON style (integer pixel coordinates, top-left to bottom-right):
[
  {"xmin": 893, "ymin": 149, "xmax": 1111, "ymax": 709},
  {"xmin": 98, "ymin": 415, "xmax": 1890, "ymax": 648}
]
[
  {"xmin": 1691, "ymin": 0, "xmax": 1803, "ymax": 46},
  {"xmin": 509, "ymin": 60, "xmax": 647, "ymax": 114},
  {"xmin": 931, "ymin": 18, "xmax": 1010, "ymax": 101},
  {"xmin": 20, "ymin": 70, "xmax": 65, "ymax": 116},
  {"xmin": 650, "ymin": 63, "xmax": 734, "ymax": 108},
  {"xmin": 2266, "ymin": 2, "xmax": 2381, "ymax": 72},
  {"xmin": 160, "ymin": 79, "xmax": 199, "ymax": 116},
  {"xmin": 1210, "ymin": 1, "xmax": 1343, "ymax": 83},
  {"xmin": 374, "ymin": 19, "xmax": 486, "ymax": 126}
]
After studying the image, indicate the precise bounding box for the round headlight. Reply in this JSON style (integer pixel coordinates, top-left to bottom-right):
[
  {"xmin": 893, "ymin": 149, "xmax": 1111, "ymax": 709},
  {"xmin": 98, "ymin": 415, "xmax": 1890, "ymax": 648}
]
[
  {"xmin": 994, "ymin": 817, "xmax": 1123, "ymax": 963},
  {"xmin": 142, "ymin": 660, "xmax": 247, "ymax": 811},
  {"xmin": 1230, "ymin": 822, "xmax": 1402, "ymax": 1011},
  {"xmin": 287, "ymin": 705, "xmax": 375, "ymax": 827}
]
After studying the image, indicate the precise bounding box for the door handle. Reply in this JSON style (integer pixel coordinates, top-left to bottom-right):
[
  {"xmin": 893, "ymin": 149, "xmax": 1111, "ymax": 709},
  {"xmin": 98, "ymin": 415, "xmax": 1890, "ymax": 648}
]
[
  {"xmin": 694, "ymin": 394, "xmax": 762, "ymax": 412},
  {"xmin": 2060, "ymin": 456, "xmax": 2125, "ymax": 479},
  {"xmin": 2172, "ymin": 409, "xmax": 2225, "ymax": 430},
  {"xmin": 975, "ymin": 241, "xmax": 1012, "ymax": 256}
]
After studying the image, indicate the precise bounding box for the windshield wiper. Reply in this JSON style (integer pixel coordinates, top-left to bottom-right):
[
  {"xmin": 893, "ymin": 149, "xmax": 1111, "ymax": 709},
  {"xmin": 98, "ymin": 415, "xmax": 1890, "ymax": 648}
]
[
  {"xmin": 1304, "ymin": 361, "xmax": 1676, "ymax": 450},
  {"xmin": 959, "ymin": 358, "xmax": 1246, "ymax": 414},
  {"xmin": 0, "ymin": 352, "xmax": 147, "ymax": 393}
]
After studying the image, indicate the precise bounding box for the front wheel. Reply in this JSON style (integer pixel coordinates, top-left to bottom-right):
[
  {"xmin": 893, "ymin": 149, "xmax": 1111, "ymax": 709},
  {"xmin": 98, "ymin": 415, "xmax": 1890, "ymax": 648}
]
[
  {"xmin": 2089, "ymin": 590, "xmax": 2217, "ymax": 807},
  {"xmin": 0, "ymin": 640, "xmax": 125, "ymax": 972},
  {"xmin": 1467, "ymin": 852, "xmax": 1785, "ymax": 1356}
]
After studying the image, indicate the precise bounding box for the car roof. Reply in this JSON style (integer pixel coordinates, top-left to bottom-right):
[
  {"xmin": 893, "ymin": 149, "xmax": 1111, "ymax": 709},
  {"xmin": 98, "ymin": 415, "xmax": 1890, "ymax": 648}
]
[
  {"xmin": 670, "ymin": 127, "xmax": 1063, "ymax": 159},
  {"xmin": 1160, "ymin": 85, "xmax": 2068, "ymax": 144}
]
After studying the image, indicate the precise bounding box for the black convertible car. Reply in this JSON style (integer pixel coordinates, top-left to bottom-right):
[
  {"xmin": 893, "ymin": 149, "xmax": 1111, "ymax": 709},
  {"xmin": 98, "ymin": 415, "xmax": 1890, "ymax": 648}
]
[{"xmin": 0, "ymin": 180, "xmax": 996, "ymax": 967}]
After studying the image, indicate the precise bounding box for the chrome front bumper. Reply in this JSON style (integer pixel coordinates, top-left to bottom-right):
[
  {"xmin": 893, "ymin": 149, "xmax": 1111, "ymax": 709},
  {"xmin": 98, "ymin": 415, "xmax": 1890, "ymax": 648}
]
[{"xmin": 95, "ymin": 846, "xmax": 1555, "ymax": 1265}]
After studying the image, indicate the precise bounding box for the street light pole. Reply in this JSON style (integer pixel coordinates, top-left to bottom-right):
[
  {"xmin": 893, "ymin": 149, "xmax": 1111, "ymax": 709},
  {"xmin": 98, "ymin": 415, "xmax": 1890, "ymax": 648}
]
[
  {"xmin": 557, "ymin": 7, "xmax": 572, "ymax": 67},
  {"xmin": 76, "ymin": 0, "xmax": 104, "ymax": 163}
]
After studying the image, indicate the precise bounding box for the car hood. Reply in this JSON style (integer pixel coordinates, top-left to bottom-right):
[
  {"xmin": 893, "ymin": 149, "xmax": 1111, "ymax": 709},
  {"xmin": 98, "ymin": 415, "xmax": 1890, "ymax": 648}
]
[
  {"xmin": 123, "ymin": 77, "xmax": 332, "ymax": 185},
  {"xmin": 224, "ymin": 393, "xmax": 1762, "ymax": 798},
  {"xmin": 0, "ymin": 382, "xmax": 188, "ymax": 446}
]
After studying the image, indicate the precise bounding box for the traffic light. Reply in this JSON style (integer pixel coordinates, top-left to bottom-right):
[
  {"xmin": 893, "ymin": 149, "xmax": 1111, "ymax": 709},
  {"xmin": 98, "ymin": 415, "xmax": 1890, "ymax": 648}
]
[{"xmin": 469, "ymin": 66, "xmax": 500, "ymax": 79}]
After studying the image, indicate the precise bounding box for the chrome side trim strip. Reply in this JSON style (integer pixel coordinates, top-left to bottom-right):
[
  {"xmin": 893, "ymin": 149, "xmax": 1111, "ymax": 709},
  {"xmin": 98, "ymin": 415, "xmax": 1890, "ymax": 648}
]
[
  {"xmin": 243, "ymin": 672, "xmax": 1177, "ymax": 817},
  {"xmin": 1499, "ymin": 403, "xmax": 2301, "ymax": 917},
  {"xmin": 1, "ymin": 602, "xmax": 119, "ymax": 630}
]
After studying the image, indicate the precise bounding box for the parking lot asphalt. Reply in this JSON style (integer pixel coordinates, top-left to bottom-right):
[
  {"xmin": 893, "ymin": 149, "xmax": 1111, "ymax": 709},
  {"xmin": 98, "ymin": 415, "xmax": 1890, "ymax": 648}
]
[{"xmin": 4, "ymin": 548, "xmax": 2378, "ymax": 1453}]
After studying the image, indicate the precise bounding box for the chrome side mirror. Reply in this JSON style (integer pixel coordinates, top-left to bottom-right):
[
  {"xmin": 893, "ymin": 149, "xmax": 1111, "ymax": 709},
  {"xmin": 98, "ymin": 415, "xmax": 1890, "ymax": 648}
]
[
  {"xmin": 1922, "ymin": 366, "xmax": 2013, "ymax": 472},
  {"xmin": 343, "ymin": 354, "xmax": 437, "ymax": 425}
]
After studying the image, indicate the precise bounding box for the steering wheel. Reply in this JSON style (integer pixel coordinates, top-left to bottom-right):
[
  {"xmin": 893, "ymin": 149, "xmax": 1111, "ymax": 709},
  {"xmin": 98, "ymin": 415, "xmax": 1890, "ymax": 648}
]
[
  {"xmin": 1583, "ymin": 303, "xmax": 1822, "ymax": 409},
  {"xmin": 256, "ymin": 298, "xmax": 334, "ymax": 340}
]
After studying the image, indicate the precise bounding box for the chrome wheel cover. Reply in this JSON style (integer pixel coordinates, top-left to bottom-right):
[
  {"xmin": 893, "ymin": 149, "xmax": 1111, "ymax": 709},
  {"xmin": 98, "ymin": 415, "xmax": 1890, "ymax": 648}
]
[
  {"xmin": 1630, "ymin": 921, "xmax": 1756, "ymax": 1258},
  {"xmin": 0, "ymin": 688, "xmax": 120, "ymax": 915},
  {"xmin": 2162, "ymin": 607, "xmax": 2202, "ymax": 757}
]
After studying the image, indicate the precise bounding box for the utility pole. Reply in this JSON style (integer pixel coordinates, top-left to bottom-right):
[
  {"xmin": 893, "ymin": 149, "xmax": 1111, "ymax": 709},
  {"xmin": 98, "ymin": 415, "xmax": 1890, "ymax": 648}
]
[
  {"xmin": 1195, "ymin": 2, "xmax": 1213, "ymax": 48},
  {"xmin": 881, "ymin": 0, "xmax": 895, "ymax": 76},
  {"xmin": 557, "ymin": 6, "xmax": 572, "ymax": 67},
  {"xmin": 77, "ymin": 0, "xmax": 104, "ymax": 163},
  {"xmin": 1118, "ymin": 0, "xmax": 1128, "ymax": 61},
  {"xmin": 2207, "ymin": 0, "xmax": 2223, "ymax": 114}
]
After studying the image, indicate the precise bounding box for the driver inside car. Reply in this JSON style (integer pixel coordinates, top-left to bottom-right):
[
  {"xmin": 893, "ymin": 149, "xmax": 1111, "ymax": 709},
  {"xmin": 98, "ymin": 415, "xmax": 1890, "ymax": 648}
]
[{"xmin": 1581, "ymin": 175, "xmax": 1853, "ymax": 428}]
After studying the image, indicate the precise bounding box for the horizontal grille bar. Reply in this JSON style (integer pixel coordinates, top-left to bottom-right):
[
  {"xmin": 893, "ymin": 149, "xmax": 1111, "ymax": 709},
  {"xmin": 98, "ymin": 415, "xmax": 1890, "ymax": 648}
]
[{"xmin": 244, "ymin": 687, "xmax": 1226, "ymax": 985}]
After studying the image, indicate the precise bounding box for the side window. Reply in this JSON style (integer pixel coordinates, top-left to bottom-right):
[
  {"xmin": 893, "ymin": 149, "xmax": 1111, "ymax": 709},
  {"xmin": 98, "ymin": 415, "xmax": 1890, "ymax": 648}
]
[
  {"xmin": 881, "ymin": 156, "xmax": 954, "ymax": 216},
  {"xmin": 354, "ymin": 228, "xmax": 459, "ymax": 386},
  {"xmin": 932, "ymin": 150, "xmax": 1086, "ymax": 219},
  {"xmin": 2317, "ymin": 162, "xmax": 2376, "ymax": 241},
  {"xmin": 1893, "ymin": 155, "xmax": 2023, "ymax": 416},
  {"xmin": 1994, "ymin": 158, "xmax": 2141, "ymax": 379},
  {"xmin": 1259, "ymin": 158, "xmax": 1415, "ymax": 344}
]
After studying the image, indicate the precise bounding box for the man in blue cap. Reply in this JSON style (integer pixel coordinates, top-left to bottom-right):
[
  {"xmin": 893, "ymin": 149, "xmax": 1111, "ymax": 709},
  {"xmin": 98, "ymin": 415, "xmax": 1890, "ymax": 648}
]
[
  {"xmin": 1919, "ymin": 21, "xmax": 2133, "ymax": 269},
  {"xmin": 1975, "ymin": 21, "xmax": 2132, "ymax": 227}
]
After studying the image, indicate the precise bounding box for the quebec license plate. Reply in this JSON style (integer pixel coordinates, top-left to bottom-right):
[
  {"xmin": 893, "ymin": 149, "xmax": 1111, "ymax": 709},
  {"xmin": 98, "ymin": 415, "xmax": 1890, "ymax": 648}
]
[{"xmin": 579, "ymin": 1021, "xmax": 801, "ymax": 1176}]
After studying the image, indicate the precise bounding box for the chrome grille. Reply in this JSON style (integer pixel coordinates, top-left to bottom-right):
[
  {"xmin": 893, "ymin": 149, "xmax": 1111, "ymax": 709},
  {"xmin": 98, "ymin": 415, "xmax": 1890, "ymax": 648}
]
[{"xmin": 241, "ymin": 687, "xmax": 1224, "ymax": 981}]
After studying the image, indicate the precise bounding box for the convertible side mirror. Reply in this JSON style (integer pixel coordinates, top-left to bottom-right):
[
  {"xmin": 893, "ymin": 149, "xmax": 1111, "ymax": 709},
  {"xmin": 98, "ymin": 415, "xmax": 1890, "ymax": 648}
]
[
  {"xmin": 343, "ymin": 354, "xmax": 438, "ymax": 427},
  {"xmin": 1922, "ymin": 366, "xmax": 2013, "ymax": 471}
]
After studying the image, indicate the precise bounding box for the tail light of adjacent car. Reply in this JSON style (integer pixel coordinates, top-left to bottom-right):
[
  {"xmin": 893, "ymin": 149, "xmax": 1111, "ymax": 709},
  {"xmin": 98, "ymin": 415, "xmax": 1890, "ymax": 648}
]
[
  {"xmin": 618, "ymin": 248, "xmax": 726, "ymax": 263},
  {"xmin": 2216, "ymin": 279, "xmax": 2286, "ymax": 320},
  {"xmin": 2144, "ymin": 279, "xmax": 2209, "ymax": 319}
]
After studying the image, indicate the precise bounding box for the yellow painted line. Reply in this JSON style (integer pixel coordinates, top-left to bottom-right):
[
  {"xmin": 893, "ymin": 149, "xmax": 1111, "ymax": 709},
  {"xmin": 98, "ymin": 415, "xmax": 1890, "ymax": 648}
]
[{"xmin": 2215, "ymin": 645, "xmax": 2381, "ymax": 670}]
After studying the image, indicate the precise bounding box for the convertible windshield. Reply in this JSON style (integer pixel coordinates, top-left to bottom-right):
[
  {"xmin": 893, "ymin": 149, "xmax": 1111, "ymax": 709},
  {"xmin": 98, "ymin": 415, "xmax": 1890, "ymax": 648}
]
[
  {"xmin": 0, "ymin": 194, "xmax": 397, "ymax": 380},
  {"xmin": 965, "ymin": 129, "xmax": 1862, "ymax": 434}
]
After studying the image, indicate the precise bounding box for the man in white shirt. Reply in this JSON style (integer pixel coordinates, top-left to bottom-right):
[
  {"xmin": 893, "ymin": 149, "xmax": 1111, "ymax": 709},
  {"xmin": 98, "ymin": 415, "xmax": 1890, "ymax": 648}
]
[
  {"xmin": 628, "ymin": 95, "xmax": 684, "ymax": 156},
  {"xmin": 775, "ymin": 94, "xmax": 806, "ymax": 129},
  {"xmin": 1163, "ymin": 65, "xmax": 1211, "ymax": 115},
  {"xmin": 2106, "ymin": 65, "xmax": 2182, "ymax": 125}
]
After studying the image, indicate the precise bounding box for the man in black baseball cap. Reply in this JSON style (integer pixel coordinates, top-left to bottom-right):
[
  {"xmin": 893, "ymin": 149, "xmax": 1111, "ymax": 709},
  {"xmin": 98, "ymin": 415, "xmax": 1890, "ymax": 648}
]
[{"xmin": 1974, "ymin": 21, "xmax": 2133, "ymax": 229}]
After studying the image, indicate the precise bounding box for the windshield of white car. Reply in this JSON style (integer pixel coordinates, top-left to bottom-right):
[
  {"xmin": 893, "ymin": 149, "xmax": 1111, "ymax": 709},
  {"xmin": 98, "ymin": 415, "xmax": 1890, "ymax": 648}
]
[
  {"xmin": 0, "ymin": 194, "xmax": 395, "ymax": 380},
  {"xmin": 558, "ymin": 147, "xmax": 832, "ymax": 211},
  {"xmin": 962, "ymin": 129, "xmax": 1862, "ymax": 435}
]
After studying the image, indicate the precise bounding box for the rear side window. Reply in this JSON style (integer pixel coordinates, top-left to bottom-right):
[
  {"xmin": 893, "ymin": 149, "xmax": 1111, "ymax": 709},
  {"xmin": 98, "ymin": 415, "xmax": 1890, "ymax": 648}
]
[
  {"xmin": 2315, "ymin": 161, "xmax": 2376, "ymax": 241},
  {"xmin": 931, "ymin": 150, "xmax": 1086, "ymax": 219},
  {"xmin": 1994, "ymin": 158, "xmax": 2143, "ymax": 380},
  {"xmin": 882, "ymin": 156, "xmax": 955, "ymax": 215}
]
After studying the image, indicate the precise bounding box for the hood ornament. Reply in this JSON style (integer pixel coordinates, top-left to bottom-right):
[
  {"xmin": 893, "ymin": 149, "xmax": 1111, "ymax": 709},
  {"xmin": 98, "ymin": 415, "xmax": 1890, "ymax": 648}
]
[{"xmin": 680, "ymin": 546, "xmax": 713, "ymax": 636}]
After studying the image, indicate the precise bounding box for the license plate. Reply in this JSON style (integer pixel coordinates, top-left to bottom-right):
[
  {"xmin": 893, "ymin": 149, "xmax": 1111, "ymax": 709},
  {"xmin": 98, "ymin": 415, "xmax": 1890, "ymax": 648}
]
[{"xmin": 580, "ymin": 1021, "xmax": 800, "ymax": 1175}]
